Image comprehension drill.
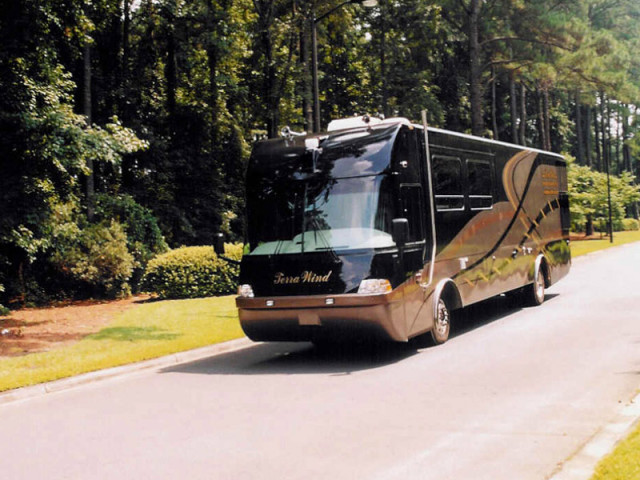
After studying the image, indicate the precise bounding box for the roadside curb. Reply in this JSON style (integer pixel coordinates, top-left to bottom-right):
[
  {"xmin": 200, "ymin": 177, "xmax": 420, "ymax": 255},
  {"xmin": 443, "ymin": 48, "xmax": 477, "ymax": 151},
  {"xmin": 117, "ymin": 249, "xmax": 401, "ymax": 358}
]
[
  {"xmin": 549, "ymin": 391, "xmax": 640, "ymax": 480},
  {"xmin": 0, "ymin": 337, "xmax": 255, "ymax": 407}
]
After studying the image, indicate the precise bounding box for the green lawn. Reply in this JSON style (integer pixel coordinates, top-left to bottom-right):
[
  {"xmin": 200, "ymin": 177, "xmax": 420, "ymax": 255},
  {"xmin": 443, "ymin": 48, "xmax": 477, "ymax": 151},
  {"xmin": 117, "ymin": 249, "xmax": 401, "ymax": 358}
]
[
  {"xmin": 590, "ymin": 423, "xmax": 640, "ymax": 480},
  {"xmin": 570, "ymin": 230, "xmax": 640, "ymax": 257},
  {"xmin": 0, "ymin": 295, "xmax": 243, "ymax": 392}
]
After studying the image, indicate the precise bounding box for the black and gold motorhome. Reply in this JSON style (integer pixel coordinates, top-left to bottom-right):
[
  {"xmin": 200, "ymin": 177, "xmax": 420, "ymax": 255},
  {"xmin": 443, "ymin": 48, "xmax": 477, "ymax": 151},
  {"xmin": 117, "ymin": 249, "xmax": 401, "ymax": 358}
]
[{"xmin": 227, "ymin": 116, "xmax": 571, "ymax": 345}]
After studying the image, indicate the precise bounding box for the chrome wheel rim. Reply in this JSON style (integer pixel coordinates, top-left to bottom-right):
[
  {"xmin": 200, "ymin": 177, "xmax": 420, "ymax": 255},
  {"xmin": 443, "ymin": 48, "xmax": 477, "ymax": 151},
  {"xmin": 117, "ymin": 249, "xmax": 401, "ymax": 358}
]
[
  {"xmin": 535, "ymin": 269, "xmax": 545, "ymax": 303},
  {"xmin": 435, "ymin": 299, "xmax": 450, "ymax": 337}
]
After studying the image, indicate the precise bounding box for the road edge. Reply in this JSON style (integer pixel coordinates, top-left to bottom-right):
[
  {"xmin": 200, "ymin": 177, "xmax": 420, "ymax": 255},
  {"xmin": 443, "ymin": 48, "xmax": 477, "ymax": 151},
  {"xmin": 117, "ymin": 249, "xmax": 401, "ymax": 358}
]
[
  {"xmin": 0, "ymin": 337, "xmax": 255, "ymax": 406},
  {"xmin": 548, "ymin": 391, "xmax": 640, "ymax": 480}
]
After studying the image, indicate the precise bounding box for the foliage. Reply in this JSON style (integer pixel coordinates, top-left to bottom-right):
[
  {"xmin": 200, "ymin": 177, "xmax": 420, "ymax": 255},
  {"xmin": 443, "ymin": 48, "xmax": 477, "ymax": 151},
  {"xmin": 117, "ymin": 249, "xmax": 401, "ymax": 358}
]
[
  {"xmin": 621, "ymin": 218, "xmax": 639, "ymax": 231},
  {"xmin": 0, "ymin": 283, "xmax": 8, "ymax": 316},
  {"xmin": 3, "ymin": 0, "xmax": 640, "ymax": 304},
  {"xmin": 94, "ymin": 194, "xmax": 168, "ymax": 289},
  {"xmin": 142, "ymin": 244, "xmax": 243, "ymax": 299},
  {"xmin": 50, "ymin": 219, "xmax": 136, "ymax": 298},
  {"xmin": 567, "ymin": 160, "xmax": 640, "ymax": 232}
]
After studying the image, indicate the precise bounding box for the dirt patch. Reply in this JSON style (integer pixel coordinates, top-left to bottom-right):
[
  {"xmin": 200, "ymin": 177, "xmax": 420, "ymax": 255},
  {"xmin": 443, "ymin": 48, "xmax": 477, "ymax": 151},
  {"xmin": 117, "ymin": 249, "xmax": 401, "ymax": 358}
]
[{"xmin": 0, "ymin": 295, "xmax": 150, "ymax": 357}]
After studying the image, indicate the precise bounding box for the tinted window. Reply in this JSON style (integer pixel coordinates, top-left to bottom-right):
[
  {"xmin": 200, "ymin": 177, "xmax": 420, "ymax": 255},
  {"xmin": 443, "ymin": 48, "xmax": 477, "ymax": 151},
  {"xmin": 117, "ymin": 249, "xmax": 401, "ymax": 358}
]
[
  {"xmin": 559, "ymin": 191, "xmax": 570, "ymax": 235},
  {"xmin": 467, "ymin": 160, "xmax": 493, "ymax": 210},
  {"xmin": 433, "ymin": 156, "xmax": 464, "ymax": 211},
  {"xmin": 246, "ymin": 175, "xmax": 395, "ymax": 255},
  {"xmin": 394, "ymin": 127, "xmax": 421, "ymax": 181}
]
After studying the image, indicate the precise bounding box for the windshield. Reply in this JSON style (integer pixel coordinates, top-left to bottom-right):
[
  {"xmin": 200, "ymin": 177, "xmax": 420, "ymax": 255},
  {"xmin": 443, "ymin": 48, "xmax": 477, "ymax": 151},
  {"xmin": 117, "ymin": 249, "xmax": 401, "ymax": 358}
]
[{"xmin": 247, "ymin": 175, "xmax": 394, "ymax": 255}]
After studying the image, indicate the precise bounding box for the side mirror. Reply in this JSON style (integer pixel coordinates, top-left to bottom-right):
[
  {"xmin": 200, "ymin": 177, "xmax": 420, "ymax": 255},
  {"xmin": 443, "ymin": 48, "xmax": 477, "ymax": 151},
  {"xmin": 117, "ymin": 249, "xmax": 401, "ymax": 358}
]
[
  {"xmin": 213, "ymin": 233, "xmax": 225, "ymax": 255},
  {"xmin": 392, "ymin": 218, "xmax": 409, "ymax": 246}
]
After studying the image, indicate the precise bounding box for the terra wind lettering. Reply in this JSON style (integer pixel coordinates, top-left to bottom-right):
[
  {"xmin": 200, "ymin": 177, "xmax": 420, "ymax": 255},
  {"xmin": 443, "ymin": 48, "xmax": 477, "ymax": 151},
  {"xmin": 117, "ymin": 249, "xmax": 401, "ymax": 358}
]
[{"xmin": 273, "ymin": 271, "xmax": 333, "ymax": 285}]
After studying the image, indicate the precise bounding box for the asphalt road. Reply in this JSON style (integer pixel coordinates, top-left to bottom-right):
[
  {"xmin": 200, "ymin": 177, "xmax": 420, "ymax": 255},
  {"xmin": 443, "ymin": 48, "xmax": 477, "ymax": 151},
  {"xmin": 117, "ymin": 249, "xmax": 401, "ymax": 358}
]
[{"xmin": 1, "ymin": 243, "xmax": 640, "ymax": 480}]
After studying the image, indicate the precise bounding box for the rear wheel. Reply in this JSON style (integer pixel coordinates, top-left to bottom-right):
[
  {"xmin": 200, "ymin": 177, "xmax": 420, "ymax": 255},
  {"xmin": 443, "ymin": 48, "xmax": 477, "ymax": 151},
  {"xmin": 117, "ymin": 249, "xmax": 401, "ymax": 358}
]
[{"xmin": 430, "ymin": 298, "xmax": 451, "ymax": 344}]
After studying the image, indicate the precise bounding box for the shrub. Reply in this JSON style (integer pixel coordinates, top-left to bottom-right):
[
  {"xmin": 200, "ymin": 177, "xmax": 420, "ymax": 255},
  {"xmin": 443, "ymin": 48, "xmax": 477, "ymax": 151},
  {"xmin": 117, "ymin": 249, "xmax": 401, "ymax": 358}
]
[
  {"xmin": 94, "ymin": 194, "xmax": 168, "ymax": 290},
  {"xmin": 0, "ymin": 283, "xmax": 8, "ymax": 316},
  {"xmin": 595, "ymin": 217, "xmax": 640, "ymax": 233},
  {"xmin": 142, "ymin": 244, "xmax": 242, "ymax": 299},
  {"xmin": 622, "ymin": 218, "xmax": 639, "ymax": 231},
  {"xmin": 50, "ymin": 220, "xmax": 135, "ymax": 298}
]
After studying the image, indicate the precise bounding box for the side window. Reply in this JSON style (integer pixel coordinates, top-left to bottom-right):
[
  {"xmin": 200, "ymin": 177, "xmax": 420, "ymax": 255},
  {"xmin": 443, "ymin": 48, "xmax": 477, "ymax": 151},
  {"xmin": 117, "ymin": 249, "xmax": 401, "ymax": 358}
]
[
  {"xmin": 433, "ymin": 156, "xmax": 464, "ymax": 211},
  {"xmin": 467, "ymin": 160, "xmax": 493, "ymax": 210},
  {"xmin": 559, "ymin": 191, "xmax": 570, "ymax": 235},
  {"xmin": 394, "ymin": 127, "xmax": 421, "ymax": 182},
  {"xmin": 400, "ymin": 185, "xmax": 425, "ymax": 242}
]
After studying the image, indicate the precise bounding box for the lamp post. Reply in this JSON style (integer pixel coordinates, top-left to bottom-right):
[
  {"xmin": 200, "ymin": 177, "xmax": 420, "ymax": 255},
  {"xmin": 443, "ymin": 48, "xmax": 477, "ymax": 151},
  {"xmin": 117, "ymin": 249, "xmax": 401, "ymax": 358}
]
[{"xmin": 311, "ymin": 0, "xmax": 378, "ymax": 132}]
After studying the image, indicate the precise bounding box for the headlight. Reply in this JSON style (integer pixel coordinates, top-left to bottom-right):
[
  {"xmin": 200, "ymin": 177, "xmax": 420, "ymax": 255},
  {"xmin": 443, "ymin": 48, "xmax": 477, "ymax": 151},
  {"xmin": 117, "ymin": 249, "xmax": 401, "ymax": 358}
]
[
  {"xmin": 238, "ymin": 284, "xmax": 255, "ymax": 298},
  {"xmin": 357, "ymin": 279, "xmax": 392, "ymax": 294}
]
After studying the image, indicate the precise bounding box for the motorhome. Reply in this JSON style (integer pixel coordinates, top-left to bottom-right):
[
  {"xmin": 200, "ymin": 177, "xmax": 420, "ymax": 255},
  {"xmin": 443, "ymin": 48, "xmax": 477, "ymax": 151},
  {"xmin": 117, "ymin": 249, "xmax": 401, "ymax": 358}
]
[{"xmin": 223, "ymin": 115, "xmax": 571, "ymax": 344}]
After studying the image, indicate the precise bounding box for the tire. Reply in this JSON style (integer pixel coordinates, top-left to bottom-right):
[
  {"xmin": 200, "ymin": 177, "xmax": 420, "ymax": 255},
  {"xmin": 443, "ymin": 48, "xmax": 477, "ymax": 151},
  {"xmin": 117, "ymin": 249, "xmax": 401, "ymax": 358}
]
[
  {"xmin": 524, "ymin": 265, "xmax": 546, "ymax": 306},
  {"xmin": 430, "ymin": 297, "xmax": 451, "ymax": 344}
]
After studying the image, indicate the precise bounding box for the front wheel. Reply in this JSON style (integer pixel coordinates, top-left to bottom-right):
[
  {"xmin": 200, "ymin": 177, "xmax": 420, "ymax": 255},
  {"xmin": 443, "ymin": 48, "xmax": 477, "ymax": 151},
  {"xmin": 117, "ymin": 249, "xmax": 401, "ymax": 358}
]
[
  {"xmin": 525, "ymin": 266, "xmax": 546, "ymax": 306},
  {"xmin": 430, "ymin": 298, "xmax": 451, "ymax": 344}
]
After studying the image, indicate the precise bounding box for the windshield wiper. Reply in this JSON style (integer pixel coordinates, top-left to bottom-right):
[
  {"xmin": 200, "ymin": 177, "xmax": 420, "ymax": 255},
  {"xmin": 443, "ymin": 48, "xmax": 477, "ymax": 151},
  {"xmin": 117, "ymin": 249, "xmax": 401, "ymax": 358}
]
[{"xmin": 307, "ymin": 215, "xmax": 340, "ymax": 263}]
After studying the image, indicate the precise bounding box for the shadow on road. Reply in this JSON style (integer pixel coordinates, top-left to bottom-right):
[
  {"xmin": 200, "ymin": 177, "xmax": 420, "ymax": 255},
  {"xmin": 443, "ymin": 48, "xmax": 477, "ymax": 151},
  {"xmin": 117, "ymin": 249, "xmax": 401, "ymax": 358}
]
[
  {"xmin": 454, "ymin": 293, "xmax": 558, "ymax": 336},
  {"xmin": 162, "ymin": 293, "xmax": 559, "ymax": 377},
  {"xmin": 162, "ymin": 340, "xmax": 418, "ymax": 377}
]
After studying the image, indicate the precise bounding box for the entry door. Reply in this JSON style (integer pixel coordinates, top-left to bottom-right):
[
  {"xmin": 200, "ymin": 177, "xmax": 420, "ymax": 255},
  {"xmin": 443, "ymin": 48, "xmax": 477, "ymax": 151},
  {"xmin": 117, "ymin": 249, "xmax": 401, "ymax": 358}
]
[{"xmin": 399, "ymin": 184, "xmax": 428, "ymax": 334}]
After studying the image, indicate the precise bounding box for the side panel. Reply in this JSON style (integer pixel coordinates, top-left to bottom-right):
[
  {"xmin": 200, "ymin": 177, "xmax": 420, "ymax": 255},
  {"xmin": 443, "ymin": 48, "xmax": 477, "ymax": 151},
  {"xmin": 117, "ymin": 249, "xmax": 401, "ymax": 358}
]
[{"xmin": 406, "ymin": 132, "xmax": 570, "ymax": 339}]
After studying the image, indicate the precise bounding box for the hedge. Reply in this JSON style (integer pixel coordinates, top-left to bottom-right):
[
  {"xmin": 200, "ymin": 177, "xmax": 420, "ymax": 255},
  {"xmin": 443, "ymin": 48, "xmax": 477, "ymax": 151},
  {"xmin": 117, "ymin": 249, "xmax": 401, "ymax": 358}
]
[
  {"xmin": 622, "ymin": 218, "xmax": 640, "ymax": 231},
  {"xmin": 142, "ymin": 244, "xmax": 243, "ymax": 299}
]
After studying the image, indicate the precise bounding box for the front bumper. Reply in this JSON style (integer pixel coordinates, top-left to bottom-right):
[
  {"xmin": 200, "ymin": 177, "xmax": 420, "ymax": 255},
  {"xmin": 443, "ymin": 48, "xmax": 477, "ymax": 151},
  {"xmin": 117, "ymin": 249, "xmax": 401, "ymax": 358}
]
[{"xmin": 236, "ymin": 291, "xmax": 406, "ymax": 342}]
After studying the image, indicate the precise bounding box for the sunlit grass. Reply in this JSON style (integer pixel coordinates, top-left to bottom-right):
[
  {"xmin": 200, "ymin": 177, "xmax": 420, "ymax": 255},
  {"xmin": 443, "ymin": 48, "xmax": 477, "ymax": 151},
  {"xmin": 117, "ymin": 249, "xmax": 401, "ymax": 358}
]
[
  {"xmin": 570, "ymin": 230, "xmax": 640, "ymax": 257},
  {"xmin": 0, "ymin": 295, "xmax": 243, "ymax": 392},
  {"xmin": 590, "ymin": 422, "xmax": 640, "ymax": 480}
]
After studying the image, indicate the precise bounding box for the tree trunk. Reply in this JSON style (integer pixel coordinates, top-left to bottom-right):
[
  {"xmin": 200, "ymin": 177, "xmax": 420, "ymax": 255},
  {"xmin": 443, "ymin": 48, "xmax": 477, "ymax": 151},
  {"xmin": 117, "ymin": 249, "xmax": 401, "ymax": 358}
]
[
  {"xmin": 380, "ymin": 7, "xmax": 389, "ymax": 118},
  {"xmin": 300, "ymin": 20, "xmax": 313, "ymax": 132},
  {"xmin": 519, "ymin": 83, "xmax": 526, "ymax": 146},
  {"xmin": 207, "ymin": 41, "xmax": 219, "ymax": 144},
  {"xmin": 613, "ymin": 102, "xmax": 620, "ymax": 174},
  {"xmin": 122, "ymin": 0, "xmax": 131, "ymax": 80},
  {"xmin": 542, "ymin": 86, "xmax": 551, "ymax": 151},
  {"xmin": 585, "ymin": 105, "xmax": 592, "ymax": 167},
  {"xmin": 605, "ymin": 96, "xmax": 613, "ymax": 173},
  {"xmin": 623, "ymin": 104, "xmax": 631, "ymax": 171},
  {"xmin": 83, "ymin": 41, "xmax": 94, "ymax": 222},
  {"xmin": 599, "ymin": 91, "xmax": 607, "ymax": 174},
  {"xmin": 469, "ymin": 0, "xmax": 484, "ymax": 136},
  {"xmin": 585, "ymin": 215, "xmax": 593, "ymax": 236},
  {"xmin": 536, "ymin": 88, "xmax": 545, "ymax": 150},
  {"xmin": 490, "ymin": 68, "xmax": 498, "ymax": 139},
  {"xmin": 575, "ymin": 91, "xmax": 584, "ymax": 164},
  {"xmin": 593, "ymin": 102, "xmax": 601, "ymax": 171},
  {"xmin": 510, "ymin": 72, "xmax": 518, "ymax": 144},
  {"xmin": 166, "ymin": 24, "xmax": 177, "ymax": 124}
]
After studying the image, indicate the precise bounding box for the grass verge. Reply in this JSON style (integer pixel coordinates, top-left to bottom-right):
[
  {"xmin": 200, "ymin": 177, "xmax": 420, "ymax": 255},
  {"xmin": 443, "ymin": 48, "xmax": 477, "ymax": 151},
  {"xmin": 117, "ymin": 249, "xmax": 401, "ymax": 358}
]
[
  {"xmin": 570, "ymin": 230, "xmax": 640, "ymax": 257},
  {"xmin": 0, "ymin": 295, "xmax": 243, "ymax": 392},
  {"xmin": 590, "ymin": 422, "xmax": 640, "ymax": 480}
]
